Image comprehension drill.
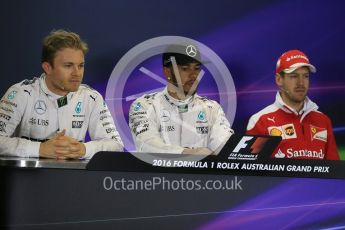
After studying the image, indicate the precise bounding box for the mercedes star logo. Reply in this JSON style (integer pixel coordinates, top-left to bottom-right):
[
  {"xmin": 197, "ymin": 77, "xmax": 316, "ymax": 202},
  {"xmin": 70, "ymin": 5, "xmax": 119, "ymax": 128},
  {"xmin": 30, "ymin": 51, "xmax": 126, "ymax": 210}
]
[
  {"xmin": 34, "ymin": 100, "xmax": 47, "ymax": 115},
  {"xmin": 160, "ymin": 110, "xmax": 171, "ymax": 122},
  {"xmin": 185, "ymin": 45, "xmax": 197, "ymax": 57}
]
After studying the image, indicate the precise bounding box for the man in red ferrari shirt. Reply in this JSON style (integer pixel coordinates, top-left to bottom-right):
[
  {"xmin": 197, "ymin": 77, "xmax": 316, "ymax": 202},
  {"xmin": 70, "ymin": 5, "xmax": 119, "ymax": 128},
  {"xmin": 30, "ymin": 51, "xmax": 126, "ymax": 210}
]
[{"xmin": 246, "ymin": 49, "xmax": 339, "ymax": 160}]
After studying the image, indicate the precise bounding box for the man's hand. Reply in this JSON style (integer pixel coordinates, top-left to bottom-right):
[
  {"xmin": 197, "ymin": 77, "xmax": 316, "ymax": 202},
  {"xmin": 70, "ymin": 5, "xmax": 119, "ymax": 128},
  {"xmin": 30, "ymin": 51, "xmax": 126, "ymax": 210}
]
[
  {"xmin": 182, "ymin": 147, "xmax": 213, "ymax": 155},
  {"xmin": 39, "ymin": 129, "xmax": 86, "ymax": 160}
]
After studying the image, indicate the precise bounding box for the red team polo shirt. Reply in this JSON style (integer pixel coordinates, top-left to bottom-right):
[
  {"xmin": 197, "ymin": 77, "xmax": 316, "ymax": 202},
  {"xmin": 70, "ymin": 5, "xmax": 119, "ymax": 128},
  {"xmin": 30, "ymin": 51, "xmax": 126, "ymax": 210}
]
[{"xmin": 246, "ymin": 92, "xmax": 339, "ymax": 160}]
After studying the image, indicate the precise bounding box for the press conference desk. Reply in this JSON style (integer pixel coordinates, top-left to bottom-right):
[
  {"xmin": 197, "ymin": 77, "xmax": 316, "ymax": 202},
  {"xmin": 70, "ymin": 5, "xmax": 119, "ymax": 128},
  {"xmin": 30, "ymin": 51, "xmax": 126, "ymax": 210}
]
[
  {"xmin": 1, "ymin": 153, "xmax": 345, "ymax": 230},
  {"xmin": 0, "ymin": 156, "xmax": 88, "ymax": 169}
]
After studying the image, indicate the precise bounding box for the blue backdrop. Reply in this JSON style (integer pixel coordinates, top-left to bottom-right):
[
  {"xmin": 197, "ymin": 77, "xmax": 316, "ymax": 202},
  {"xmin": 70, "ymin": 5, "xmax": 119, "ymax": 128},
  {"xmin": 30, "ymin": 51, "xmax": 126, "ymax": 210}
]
[
  {"xmin": 2, "ymin": 0, "xmax": 344, "ymax": 155},
  {"xmin": 1, "ymin": 0, "xmax": 345, "ymax": 228}
]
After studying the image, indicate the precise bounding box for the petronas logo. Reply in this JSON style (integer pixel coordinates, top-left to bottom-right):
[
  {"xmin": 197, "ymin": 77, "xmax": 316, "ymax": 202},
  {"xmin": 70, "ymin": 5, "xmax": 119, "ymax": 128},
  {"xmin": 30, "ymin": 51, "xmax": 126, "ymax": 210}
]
[
  {"xmin": 197, "ymin": 111, "xmax": 205, "ymax": 121},
  {"xmin": 75, "ymin": 102, "xmax": 82, "ymax": 114}
]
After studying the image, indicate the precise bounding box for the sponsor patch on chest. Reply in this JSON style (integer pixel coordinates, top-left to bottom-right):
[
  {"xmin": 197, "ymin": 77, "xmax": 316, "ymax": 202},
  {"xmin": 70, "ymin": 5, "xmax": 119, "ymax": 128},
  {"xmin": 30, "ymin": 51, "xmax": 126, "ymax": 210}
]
[
  {"xmin": 196, "ymin": 126, "xmax": 208, "ymax": 134},
  {"xmin": 161, "ymin": 125, "xmax": 175, "ymax": 132},
  {"xmin": 310, "ymin": 125, "xmax": 327, "ymax": 142},
  {"xmin": 72, "ymin": 121, "xmax": 83, "ymax": 128},
  {"xmin": 268, "ymin": 123, "xmax": 297, "ymax": 139}
]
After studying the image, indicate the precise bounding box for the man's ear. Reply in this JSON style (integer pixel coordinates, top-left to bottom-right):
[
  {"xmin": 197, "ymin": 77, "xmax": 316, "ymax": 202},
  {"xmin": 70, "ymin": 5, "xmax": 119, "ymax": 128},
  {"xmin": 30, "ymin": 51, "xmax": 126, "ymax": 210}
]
[
  {"xmin": 42, "ymin": 62, "xmax": 52, "ymax": 74},
  {"xmin": 163, "ymin": 66, "xmax": 172, "ymax": 80},
  {"xmin": 275, "ymin": 73, "xmax": 283, "ymax": 87}
]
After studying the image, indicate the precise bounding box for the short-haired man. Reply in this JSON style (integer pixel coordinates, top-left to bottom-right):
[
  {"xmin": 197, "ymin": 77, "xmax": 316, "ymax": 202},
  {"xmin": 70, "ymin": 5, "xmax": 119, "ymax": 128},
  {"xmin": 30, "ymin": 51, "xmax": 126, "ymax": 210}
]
[
  {"xmin": 0, "ymin": 30, "xmax": 123, "ymax": 159},
  {"xmin": 246, "ymin": 50, "xmax": 339, "ymax": 160},
  {"xmin": 129, "ymin": 44, "xmax": 234, "ymax": 154}
]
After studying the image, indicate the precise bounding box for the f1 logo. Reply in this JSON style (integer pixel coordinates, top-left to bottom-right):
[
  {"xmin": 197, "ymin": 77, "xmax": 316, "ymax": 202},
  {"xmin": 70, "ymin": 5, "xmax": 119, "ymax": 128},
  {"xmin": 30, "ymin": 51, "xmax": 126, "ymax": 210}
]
[
  {"xmin": 232, "ymin": 136, "xmax": 253, "ymax": 153},
  {"xmin": 232, "ymin": 136, "xmax": 269, "ymax": 154}
]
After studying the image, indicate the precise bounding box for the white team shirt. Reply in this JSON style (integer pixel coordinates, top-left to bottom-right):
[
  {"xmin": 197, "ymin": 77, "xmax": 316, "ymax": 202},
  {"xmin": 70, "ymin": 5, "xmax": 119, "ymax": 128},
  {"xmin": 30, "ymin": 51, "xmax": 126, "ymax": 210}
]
[
  {"xmin": 129, "ymin": 88, "xmax": 234, "ymax": 153},
  {"xmin": 0, "ymin": 74, "xmax": 123, "ymax": 159}
]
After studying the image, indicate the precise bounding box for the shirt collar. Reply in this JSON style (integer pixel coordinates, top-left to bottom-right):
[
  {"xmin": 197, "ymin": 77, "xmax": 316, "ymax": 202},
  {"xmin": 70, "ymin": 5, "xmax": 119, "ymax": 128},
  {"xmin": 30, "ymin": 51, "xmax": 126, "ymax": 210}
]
[
  {"xmin": 163, "ymin": 87, "xmax": 195, "ymax": 106},
  {"xmin": 274, "ymin": 91, "xmax": 318, "ymax": 118},
  {"xmin": 39, "ymin": 73, "xmax": 74, "ymax": 100}
]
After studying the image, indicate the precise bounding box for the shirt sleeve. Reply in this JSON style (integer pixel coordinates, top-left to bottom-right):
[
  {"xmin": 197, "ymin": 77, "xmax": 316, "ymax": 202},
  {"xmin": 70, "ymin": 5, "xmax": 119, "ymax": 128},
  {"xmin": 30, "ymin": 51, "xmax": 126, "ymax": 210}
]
[
  {"xmin": 246, "ymin": 114, "xmax": 268, "ymax": 135},
  {"xmin": 325, "ymin": 118, "xmax": 340, "ymax": 160},
  {"xmin": 129, "ymin": 97, "xmax": 184, "ymax": 154},
  {"xmin": 84, "ymin": 92, "xmax": 124, "ymax": 159},
  {"xmin": 0, "ymin": 85, "xmax": 41, "ymax": 157},
  {"xmin": 208, "ymin": 103, "xmax": 234, "ymax": 151}
]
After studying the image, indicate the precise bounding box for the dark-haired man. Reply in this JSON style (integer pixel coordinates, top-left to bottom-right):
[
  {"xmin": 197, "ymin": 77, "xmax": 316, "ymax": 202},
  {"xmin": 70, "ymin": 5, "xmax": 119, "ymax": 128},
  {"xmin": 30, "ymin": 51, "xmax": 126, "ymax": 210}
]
[{"xmin": 129, "ymin": 44, "xmax": 234, "ymax": 154}]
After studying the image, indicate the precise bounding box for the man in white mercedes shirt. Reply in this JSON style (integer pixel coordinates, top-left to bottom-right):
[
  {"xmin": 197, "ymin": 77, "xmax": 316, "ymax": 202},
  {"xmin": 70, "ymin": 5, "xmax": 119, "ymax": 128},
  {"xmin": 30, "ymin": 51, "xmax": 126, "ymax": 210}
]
[
  {"xmin": 129, "ymin": 44, "xmax": 234, "ymax": 154},
  {"xmin": 0, "ymin": 30, "xmax": 123, "ymax": 159}
]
